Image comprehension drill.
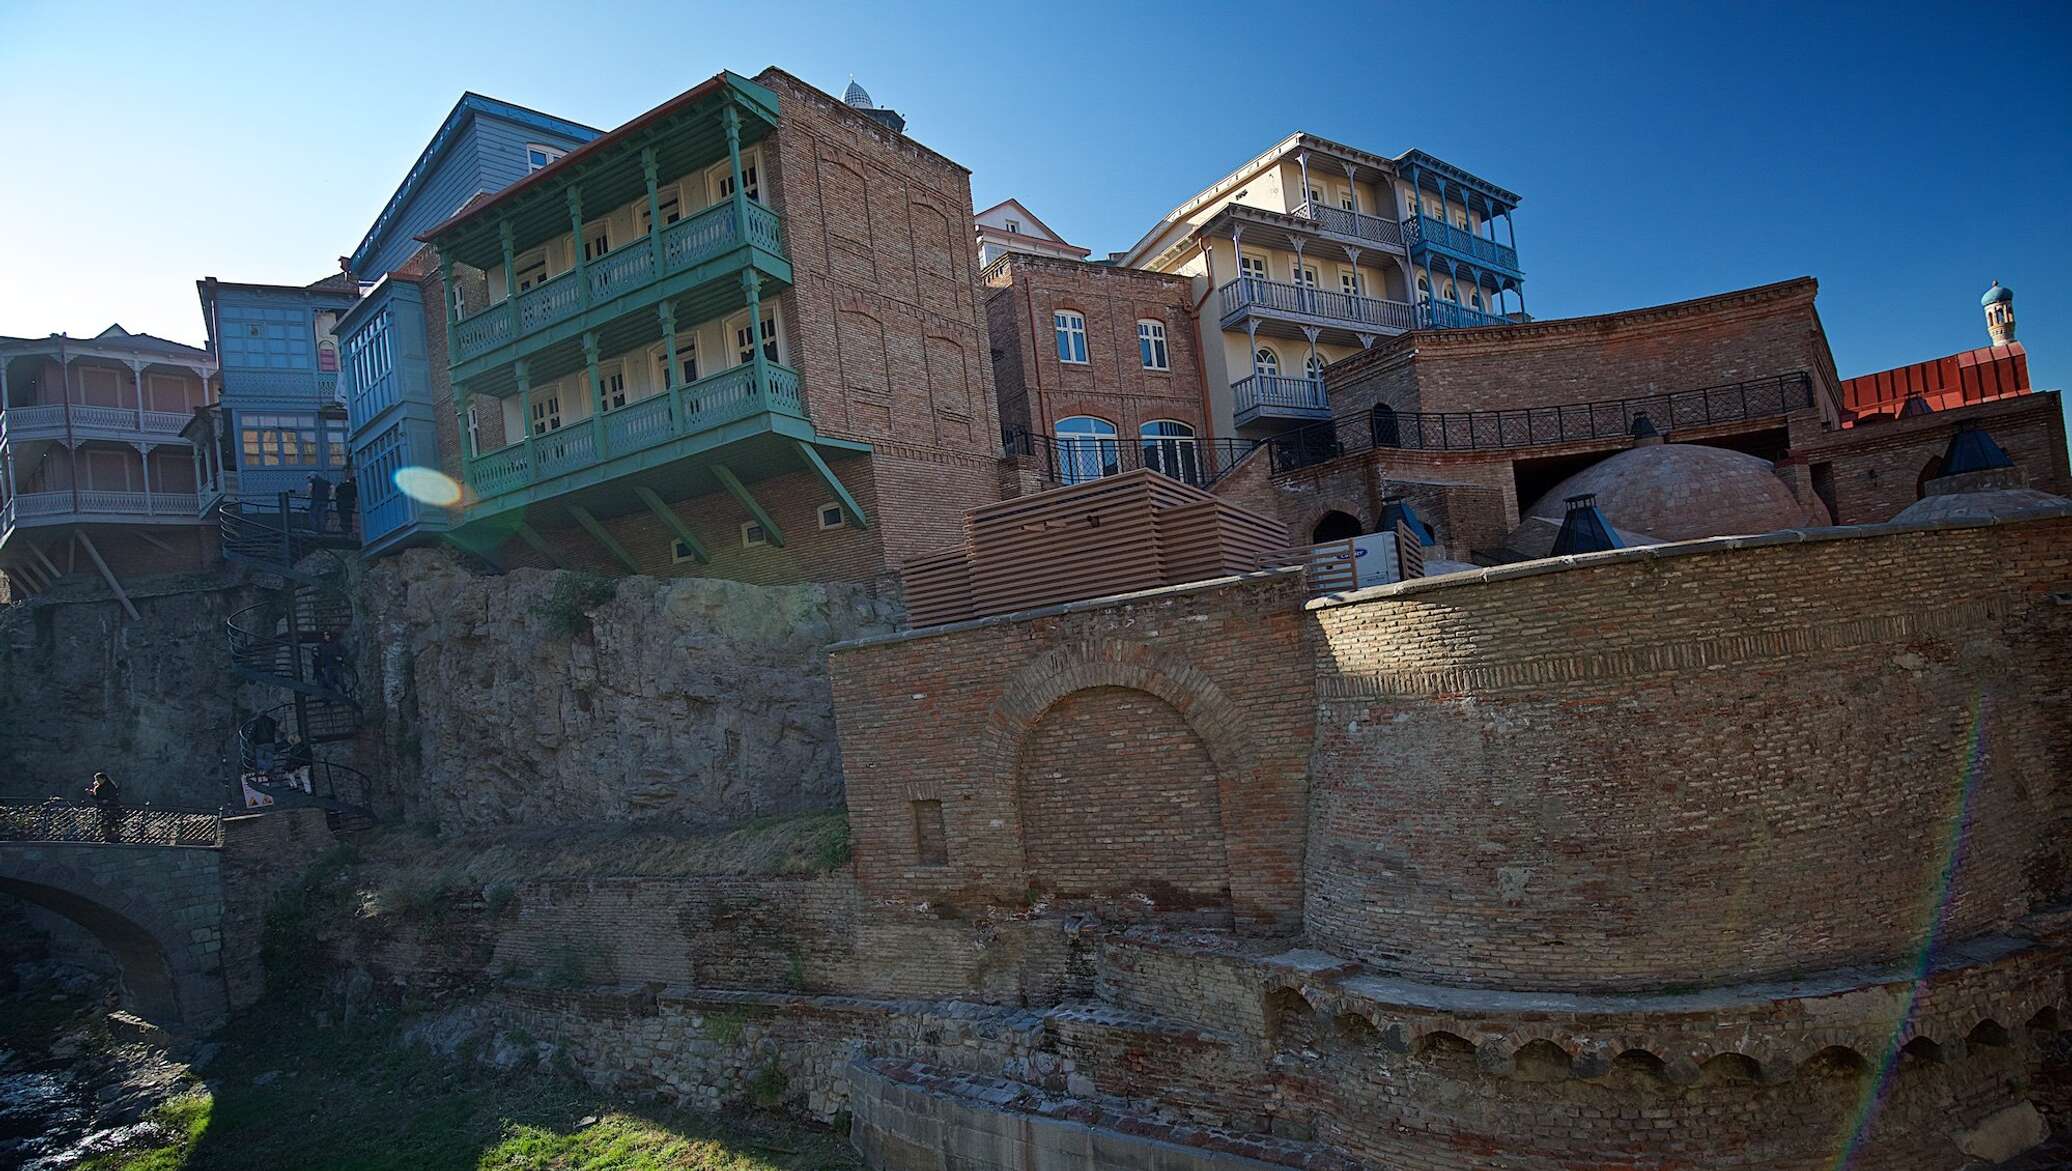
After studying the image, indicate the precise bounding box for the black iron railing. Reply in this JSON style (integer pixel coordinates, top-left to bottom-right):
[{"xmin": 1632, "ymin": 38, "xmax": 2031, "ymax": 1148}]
[
  {"xmin": 1003, "ymin": 429, "xmax": 1264, "ymax": 490},
  {"xmin": 0, "ymin": 799, "xmax": 222, "ymax": 847},
  {"xmin": 1270, "ymin": 371, "xmax": 1816, "ymax": 473}
]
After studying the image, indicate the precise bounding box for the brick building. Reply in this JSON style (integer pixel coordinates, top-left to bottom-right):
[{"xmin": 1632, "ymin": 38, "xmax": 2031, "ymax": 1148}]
[
  {"xmin": 396, "ymin": 68, "xmax": 999, "ymax": 585},
  {"xmin": 982, "ymin": 252, "xmax": 1226, "ymax": 491},
  {"xmin": 0, "ymin": 327, "xmax": 219, "ymax": 607}
]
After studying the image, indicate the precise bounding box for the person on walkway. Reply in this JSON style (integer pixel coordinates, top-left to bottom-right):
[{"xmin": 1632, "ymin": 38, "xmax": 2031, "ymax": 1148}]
[
  {"xmin": 248, "ymin": 709, "xmax": 279, "ymax": 780},
  {"xmin": 87, "ymin": 771, "xmax": 122, "ymax": 843},
  {"xmin": 334, "ymin": 469, "xmax": 358, "ymax": 538},
  {"xmin": 307, "ymin": 472, "xmax": 333, "ymax": 533},
  {"xmin": 283, "ymin": 736, "xmax": 314, "ymax": 794},
  {"xmin": 312, "ymin": 631, "xmax": 348, "ymax": 696}
]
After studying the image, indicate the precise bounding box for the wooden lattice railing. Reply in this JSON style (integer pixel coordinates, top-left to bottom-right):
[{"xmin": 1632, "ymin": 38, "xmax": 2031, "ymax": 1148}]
[{"xmin": 0, "ymin": 800, "xmax": 223, "ymax": 848}]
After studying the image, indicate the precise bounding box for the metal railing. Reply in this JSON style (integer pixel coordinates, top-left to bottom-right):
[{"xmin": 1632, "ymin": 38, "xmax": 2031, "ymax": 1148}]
[
  {"xmin": 0, "ymin": 403, "xmax": 193, "ymax": 441},
  {"xmin": 1218, "ymin": 277, "xmax": 1416, "ymax": 333},
  {"xmin": 1003, "ymin": 429, "xmax": 1263, "ymax": 490},
  {"xmin": 1418, "ymin": 299, "xmax": 1512, "ymax": 330},
  {"xmin": 1233, "ymin": 374, "xmax": 1330, "ymax": 423},
  {"xmin": 1290, "ymin": 200, "xmax": 1406, "ymax": 248},
  {"xmin": 1269, "ymin": 371, "xmax": 1817, "ymax": 473},
  {"xmin": 1406, "ymin": 214, "xmax": 1520, "ymax": 271},
  {"xmin": 0, "ymin": 799, "xmax": 222, "ymax": 847},
  {"xmin": 1, "ymin": 489, "xmax": 201, "ymax": 530}
]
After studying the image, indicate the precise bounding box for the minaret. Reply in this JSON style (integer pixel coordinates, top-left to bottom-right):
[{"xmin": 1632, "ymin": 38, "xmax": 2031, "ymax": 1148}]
[{"xmin": 1982, "ymin": 281, "xmax": 2015, "ymax": 346}]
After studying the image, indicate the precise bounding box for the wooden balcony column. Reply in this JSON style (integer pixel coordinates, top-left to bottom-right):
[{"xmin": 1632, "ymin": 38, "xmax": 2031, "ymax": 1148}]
[
  {"xmin": 641, "ymin": 146, "xmax": 664, "ymax": 274},
  {"xmin": 514, "ymin": 359, "xmax": 535, "ymax": 468},
  {"xmin": 741, "ymin": 269, "xmax": 770, "ymax": 404},
  {"xmin": 568, "ymin": 188, "xmax": 590, "ymax": 310},
  {"xmin": 722, "ymin": 102, "xmax": 751, "ymax": 246},
  {"xmin": 129, "ymin": 359, "xmax": 146, "ymax": 424},
  {"xmin": 1295, "ymin": 150, "xmax": 1311, "ymax": 209},
  {"xmin": 659, "ymin": 302, "xmax": 684, "ymax": 425},
  {"xmin": 440, "ymin": 255, "xmax": 459, "ymax": 360},
  {"xmin": 1341, "ymin": 160, "xmax": 1360, "ymax": 215},
  {"xmin": 581, "ymin": 332, "xmax": 607, "ymax": 458},
  {"xmin": 499, "ymin": 220, "xmax": 519, "ymax": 304}
]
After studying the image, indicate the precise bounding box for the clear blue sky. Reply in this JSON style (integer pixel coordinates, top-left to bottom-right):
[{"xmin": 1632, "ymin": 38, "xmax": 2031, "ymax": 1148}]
[{"xmin": 3, "ymin": 1, "xmax": 2067, "ymax": 406}]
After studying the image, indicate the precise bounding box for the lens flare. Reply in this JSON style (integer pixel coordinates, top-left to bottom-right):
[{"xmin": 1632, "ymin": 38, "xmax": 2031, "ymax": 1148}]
[
  {"xmin": 1831, "ymin": 691, "xmax": 1989, "ymax": 1167},
  {"xmin": 393, "ymin": 466, "xmax": 462, "ymax": 507}
]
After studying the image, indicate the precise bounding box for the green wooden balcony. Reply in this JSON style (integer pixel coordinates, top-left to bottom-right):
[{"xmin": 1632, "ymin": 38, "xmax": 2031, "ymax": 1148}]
[
  {"xmin": 451, "ymin": 201, "xmax": 786, "ymax": 370},
  {"xmin": 463, "ymin": 362, "xmax": 804, "ymax": 511}
]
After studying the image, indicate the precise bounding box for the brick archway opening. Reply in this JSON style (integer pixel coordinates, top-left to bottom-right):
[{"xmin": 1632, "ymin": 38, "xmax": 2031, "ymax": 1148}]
[{"xmin": 0, "ymin": 878, "xmax": 185, "ymax": 1025}]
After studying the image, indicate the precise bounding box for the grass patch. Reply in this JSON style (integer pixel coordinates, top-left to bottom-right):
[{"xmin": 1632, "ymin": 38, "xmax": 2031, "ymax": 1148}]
[{"xmin": 73, "ymin": 1001, "xmax": 857, "ymax": 1171}]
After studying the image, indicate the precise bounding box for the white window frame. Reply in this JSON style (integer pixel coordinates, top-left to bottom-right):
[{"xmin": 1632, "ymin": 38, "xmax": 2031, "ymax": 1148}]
[
  {"xmin": 582, "ymin": 219, "xmax": 613, "ymax": 263},
  {"xmin": 741, "ymin": 520, "xmax": 769, "ymax": 548},
  {"xmin": 1338, "ymin": 185, "xmax": 1357, "ymax": 212},
  {"xmin": 530, "ymin": 387, "xmax": 563, "ymax": 435},
  {"xmin": 524, "ymin": 143, "xmax": 565, "ymax": 172},
  {"xmin": 1053, "ymin": 310, "xmax": 1088, "ymax": 365},
  {"xmin": 651, "ymin": 337, "xmax": 699, "ymax": 390},
  {"xmin": 671, "ymin": 538, "xmax": 701, "ymax": 563},
  {"xmin": 705, "ymin": 147, "xmax": 764, "ymax": 205},
  {"xmin": 640, "ymin": 185, "xmax": 684, "ymax": 235},
  {"xmin": 1136, "ymin": 319, "xmax": 1169, "ymax": 371},
  {"xmin": 1294, "ymin": 264, "xmax": 1320, "ymax": 290},
  {"xmin": 1238, "ymin": 252, "xmax": 1269, "ymax": 281},
  {"xmin": 1253, "ymin": 347, "xmax": 1279, "ymax": 378},
  {"xmin": 596, "ymin": 360, "xmax": 628, "ymax": 412},
  {"xmin": 1004, "ymin": 218, "xmax": 1021, "ymax": 234},
  {"xmin": 818, "ymin": 502, "xmax": 845, "ymax": 530},
  {"xmin": 1305, "ymin": 354, "xmax": 1326, "ymax": 382},
  {"xmin": 1138, "ymin": 419, "xmax": 1199, "ymax": 485},
  {"xmin": 513, "ymin": 248, "xmax": 550, "ymax": 294},
  {"xmin": 724, "ymin": 304, "xmax": 784, "ymax": 368},
  {"xmin": 1054, "ymin": 415, "xmax": 1118, "ymax": 486}
]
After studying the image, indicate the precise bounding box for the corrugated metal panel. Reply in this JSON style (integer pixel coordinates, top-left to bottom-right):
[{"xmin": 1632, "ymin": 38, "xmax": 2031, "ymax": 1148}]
[{"xmin": 1841, "ymin": 342, "xmax": 2029, "ymax": 421}]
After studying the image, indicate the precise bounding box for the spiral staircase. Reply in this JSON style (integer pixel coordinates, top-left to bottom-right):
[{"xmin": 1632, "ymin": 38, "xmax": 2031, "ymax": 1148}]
[{"xmin": 219, "ymin": 492, "xmax": 375, "ymax": 829}]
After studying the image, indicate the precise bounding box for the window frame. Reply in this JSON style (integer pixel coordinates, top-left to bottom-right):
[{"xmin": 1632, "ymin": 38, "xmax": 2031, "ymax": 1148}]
[
  {"xmin": 1053, "ymin": 415, "xmax": 1118, "ymax": 485},
  {"xmin": 817, "ymin": 502, "xmax": 846, "ymax": 530},
  {"xmin": 705, "ymin": 146, "xmax": 764, "ymax": 205},
  {"xmin": 1238, "ymin": 252, "xmax": 1269, "ymax": 282},
  {"xmin": 1052, "ymin": 309, "xmax": 1089, "ymax": 365},
  {"xmin": 741, "ymin": 520, "xmax": 769, "ymax": 548},
  {"xmin": 1253, "ymin": 346, "xmax": 1280, "ymax": 378},
  {"xmin": 639, "ymin": 184, "xmax": 684, "ymax": 235},
  {"xmin": 1136, "ymin": 319, "xmax": 1169, "ymax": 372},
  {"xmin": 1138, "ymin": 419, "xmax": 1199, "ymax": 485},
  {"xmin": 524, "ymin": 143, "xmax": 565, "ymax": 172},
  {"xmin": 723, "ymin": 303, "xmax": 783, "ymax": 368}
]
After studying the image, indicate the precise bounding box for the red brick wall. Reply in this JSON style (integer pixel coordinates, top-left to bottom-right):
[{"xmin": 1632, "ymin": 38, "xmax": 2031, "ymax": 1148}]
[
  {"xmin": 1792, "ymin": 392, "xmax": 2071, "ymax": 524},
  {"xmin": 830, "ymin": 572, "xmax": 1314, "ymax": 930},
  {"xmin": 1306, "ymin": 515, "xmax": 2072, "ymax": 990},
  {"xmin": 980, "ymin": 254, "xmax": 1207, "ymax": 445},
  {"xmin": 1328, "ymin": 278, "xmax": 1844, "ymax": 420},
  {"xmin": 756, "ymin": 70, "xmax": 1002, "ymax": 574},
  {"xmin": 1019, "ymin": 686, "xmax": 1229, "ymax": 915}
]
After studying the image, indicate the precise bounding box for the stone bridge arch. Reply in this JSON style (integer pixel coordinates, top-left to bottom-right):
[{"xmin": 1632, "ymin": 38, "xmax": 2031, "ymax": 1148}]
[{"xmin": 0, "ymin": 844, "xmax": 229, "ymax": 1030}]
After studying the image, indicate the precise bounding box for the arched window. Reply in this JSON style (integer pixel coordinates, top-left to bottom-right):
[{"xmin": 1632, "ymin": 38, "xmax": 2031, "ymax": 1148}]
[
  {"xmin": 1140, "ymin": 420, "xmax": 1199, "ymax": 486},
  {"xmin": 1312, "ymin": 510, "xmax": 1362, "ymax": 542},
  {"xmin": 1054, "ymin": 415, "xmax": 1117, "ymax": 485},
  {"xmin": 1370, "ymin": 403, "xmax": 1400, "ymax": 447},
  {"xmin": 1053, "ymin": 310, "xmax": 1088, "ymax": 364},
  {"xmin": 1469, "ymin": 290, "xmax": 1483, "ymax": 311},
  {"xmin": 1416, "ymin": 275, "xmax": 1431, "ymax": 301},
  {"xmin": 1445, "ymin": 283, "xmax": 1460, "ymax": 304},
  {"xmin": 1137, "ymin": 320, "xmax": 1169, "ymax": 371},
  {"xmin": 1305, "ymin": 355, "xmax": 1325, "ymax": 382},
  {"xmin": 1253, "ymin": 347, "xmax": 1279, "ymax": 378}
]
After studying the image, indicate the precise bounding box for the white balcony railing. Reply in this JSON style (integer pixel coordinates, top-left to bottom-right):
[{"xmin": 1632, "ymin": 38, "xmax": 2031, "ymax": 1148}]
[
  {"xmin": 1218, "ymin": 278, "xmax": 1416, "ymax": 333},
  {"xmin": 1, "ymin": 403, "xmax": 194, "ymax": 443},
  {"xmin": 1, "ymin": 489, "xmax": 202, "ymax": 531},
  {"xmin": 1291, "ymin": 200, "xmax": 1405, "ymax": 249}
]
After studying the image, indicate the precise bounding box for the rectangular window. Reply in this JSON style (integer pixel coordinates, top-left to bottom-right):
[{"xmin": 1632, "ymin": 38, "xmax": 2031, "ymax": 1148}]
[
  {"xmin": 1238, "ymin": 254, "xmax": 1267, "ymax": 281},
  {"xmin": 1339, "ymin": 187, "xmax": 1356, "ymax": 212},
  {"xmin": 236, "ymin": 413, "xmax": 321, "ymax": 468},
  {"xmin": 513, "ymin": 250, "xmax": 549, "ymax": 293},
  {"xmin": 734, "ymin": 311, "xmax": 779, "ymax": 366},
  {"xmin": 1053, "ymin": 311, "xmax": 1088, "ymax": 364},
  {"xmin": 1004, "ymin": 219, "xmax": 1021, "ymax": 234},
  {"xmin": 1295, "ymin": 265, "xmax": 1320, "ymax": 289},
  {"xmin": 1340, "ymin": 269, "xmax": 1363, "ymax": 297},
  {"xmin": 525, "ymin": 144, "xmax": 565, "ymax": 172},
  {"xmin": 531, "ymin": 393, "xmax": 562, "ymax": 435},
  {"xmin": 912, "ymin": 799, "xmax": 947, "ymax": 866},
  {"xmin": 1137, "ymin": 320, "xmax": 1169, "ymax": 371},
  {"xmin": 671, "ymin": 538, "xmax": 700, "ymax": 563},
  {"xmin": 818, "ymin": 503, "xmax": 845, "ymax": 530},
  {"xmin": 709, "ymin": 150, "xmax": 763, "ymax": 205},
  {"xmin": 641, "ymin": 188, "xmax": 683, "ymax": 234},
  {"xmin": 597, "ymin": 362, "xmax": 627, "ymax": 412},
  {"xmin": 656, "ymin": 339, "xmax": 698, "ymax": 388},
  {"xmin": 741, "ymin": 521, "xmax": 768, "ymax": 548},
  {"xmin": 583, "ymin": 223, "xmax": 611, "ymax": 262}
]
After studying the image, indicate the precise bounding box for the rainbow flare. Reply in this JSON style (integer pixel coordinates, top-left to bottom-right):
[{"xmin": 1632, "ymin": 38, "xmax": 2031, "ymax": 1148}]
[{"xmin": 1831, "ymin": 691, "xmax": 1989, "ymax": 1167}]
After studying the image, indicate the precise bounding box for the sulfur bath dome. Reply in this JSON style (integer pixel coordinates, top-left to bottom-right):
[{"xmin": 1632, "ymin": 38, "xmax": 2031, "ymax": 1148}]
[{"xmin": 1523, "ymin": 443, "xmax": 1827, "ymax": 543}]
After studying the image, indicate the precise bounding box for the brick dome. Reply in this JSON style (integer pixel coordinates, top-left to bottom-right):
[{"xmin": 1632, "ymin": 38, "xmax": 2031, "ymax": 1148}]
[
  {"xmin": 1893, "ymin": 487, "xmax": 2071, "ymax": 524},
  {"xmin": 1523, "ymin": 444, "xmax": 1825, "ymax": 542}
]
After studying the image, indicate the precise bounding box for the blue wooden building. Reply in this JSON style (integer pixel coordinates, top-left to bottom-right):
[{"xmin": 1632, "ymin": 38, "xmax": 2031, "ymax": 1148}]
[
  {"xmin": 197, "ymin": 275, "xmax": 365, "ymax": 505},
  {"xmin": 337, "ymin": 94, "xmax": 598, "ymax": 555}
]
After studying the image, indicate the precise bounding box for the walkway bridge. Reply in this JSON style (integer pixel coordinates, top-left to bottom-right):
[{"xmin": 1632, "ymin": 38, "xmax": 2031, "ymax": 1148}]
[{"xmin": 0, "ymin": 802, "xmax": 336, "ymax": 1032}]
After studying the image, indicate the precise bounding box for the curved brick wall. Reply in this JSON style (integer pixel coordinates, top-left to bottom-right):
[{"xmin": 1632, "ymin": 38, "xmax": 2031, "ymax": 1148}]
[{"xmin": 1305, "ymin": 516, "xmax": 2072, "ymax": 990}]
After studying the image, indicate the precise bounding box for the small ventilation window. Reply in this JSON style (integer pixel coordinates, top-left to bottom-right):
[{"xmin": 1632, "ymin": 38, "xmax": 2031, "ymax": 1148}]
[
  {"xmin": 912, "ymin": 799, "xmax": 947, "ymax": 866},
  {"xmin": 671, "ymin": 539, "xmax": 699, "ymax": 564},
  {"xmin": 818, "ymin": 503, "xmax": 845, "ymax": 530},
  {"xmin": 741, "ymin": 522, "xmax": 768, "ymax": 548}
]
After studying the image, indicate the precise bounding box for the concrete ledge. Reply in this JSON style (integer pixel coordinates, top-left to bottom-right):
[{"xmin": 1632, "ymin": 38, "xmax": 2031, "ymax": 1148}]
[{"xmin": 1307, "ymin": 509, "xmax": 2072, "ymax": 610}]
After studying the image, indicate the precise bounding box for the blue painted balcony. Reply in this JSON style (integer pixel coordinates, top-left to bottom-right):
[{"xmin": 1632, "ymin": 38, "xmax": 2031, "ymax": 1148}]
[
  {"xmin": 1290, "ymin": 200, "xmax": 1405, "ymax": 250},
  {"xmin": 1218, "ymin": 277, "xmax": 1416, "ymax": 346},
  {"xmin": 1405, "ymin": 214, "xmax": 1521, "ymax": 277},
  {"xmin": 1233, "ymin": 373, "xmax": 1330, "ymax": 428},
  {"xmin": 1418, "ymin": 299, "xmax": 1512, "ymax": 330}
]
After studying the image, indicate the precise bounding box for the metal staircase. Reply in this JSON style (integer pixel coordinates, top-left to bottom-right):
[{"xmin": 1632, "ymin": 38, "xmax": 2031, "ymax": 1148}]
[{"xmin": 219, "ymin": 492, "xmax": 375, "ymax": 828}]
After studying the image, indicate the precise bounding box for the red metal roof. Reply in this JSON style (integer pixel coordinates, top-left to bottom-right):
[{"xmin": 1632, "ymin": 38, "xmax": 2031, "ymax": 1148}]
[{"xmin": 1840, "ymin": 342, "xmax": 2029, "ymax": 424}]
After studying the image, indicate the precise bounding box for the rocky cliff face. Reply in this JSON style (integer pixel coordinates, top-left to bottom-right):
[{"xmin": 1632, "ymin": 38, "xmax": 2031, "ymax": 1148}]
[
  {"xmin": 0, "ymin": 577, "xmax": 258, "ymax": 807},
  {"xmin": 353, "ymin": 549, "xmax": 900, "ymax": 833}
]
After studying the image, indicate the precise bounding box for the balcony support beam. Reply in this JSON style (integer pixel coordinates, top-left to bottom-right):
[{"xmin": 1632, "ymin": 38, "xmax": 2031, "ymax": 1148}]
[
  {"xmin": 582, "ymin": 333, "xmax": 608, "ymax": 458},
  {"xmin": 74, "ymin": 531, "xmax": 139, "ymax": 620},
  {"xmin": 514, "ymin": 521, "xmax": 569, "ymax": 570},
  {"xmin": 514, "ymin": 360, "xmax": 536, "ymax": 467},
  {"xmin": 633, "ymin": 485, "xmax": 706, "ymax": 564},
  {"xmin": 711, "ymin": 462, "xmax": 784, "ymax": 548},
  {"xmin": 11, "ymin": 559, "xmax": 48, "ymax": 593},
  {"xmin": 568, "ymin": 188, "xmax": 590, "ymax": 310},
  {"xmin": 741, "ymin": 270, "xmax": 771, "ymax": 402},
  {"xmin": 27, "ymin": 540, "xmax": 61, "ymax": 583},
  {"xmin": 566, "ymin": 502, "xmax": 639, "ymax": 574},
  {"xmin": 642, "ymin": 147, "xmax": 664, "ymax": 275},
  {"xmin": 440, "ymin": 255, "xmax": 459, "ymax": 361},
  {"xmin": 794, "ymin": 440, "xmax": 868, "ymax": 529},
  {"xmin": 499, "ymin": 221, "xmax": 518, "ymax": 303},
  {"xmin": 659, "ymin": 303, "xmax": 685, "ymax": 425},
  {"xmin": 723, "ymin": 103, "xmax": 751, "ymax": 248}
]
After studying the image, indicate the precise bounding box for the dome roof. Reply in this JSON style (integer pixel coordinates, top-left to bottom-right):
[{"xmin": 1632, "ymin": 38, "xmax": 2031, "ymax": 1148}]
[
  {"xmin": 844, "ymin": 79, "xmax": 873, "ymax": 108},
  {"xmin": 1982, "ymin": 281, "xmax": 2013, "ymax": 307},
  {"xmin": 1893, "ymin": 488, "xmax": 2070, "ymax": 525},
  {"xmin": 1523, "ymin": 444, "xmax": 1826, "ymax": 543}
]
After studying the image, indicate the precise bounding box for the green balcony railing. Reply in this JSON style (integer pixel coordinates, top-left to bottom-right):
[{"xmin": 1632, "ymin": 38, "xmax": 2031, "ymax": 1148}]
[
  {"xmin": 464, "ymin": 362, "xmax": 804, "ymax": 502},
  {"xmin": 453, "ymin": 201, "xmax": 785, "ymax": 365}
]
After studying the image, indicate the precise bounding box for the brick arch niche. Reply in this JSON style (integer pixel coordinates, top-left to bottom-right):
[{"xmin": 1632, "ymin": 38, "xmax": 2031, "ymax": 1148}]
[{"xmin": 984, "ymin": 641, "xmax": 1257, "ymax": 925}]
